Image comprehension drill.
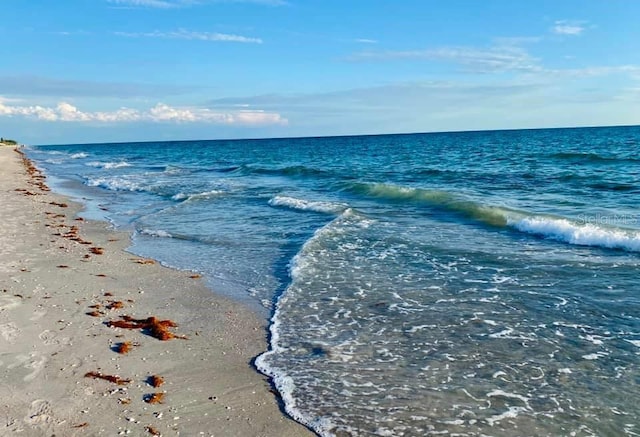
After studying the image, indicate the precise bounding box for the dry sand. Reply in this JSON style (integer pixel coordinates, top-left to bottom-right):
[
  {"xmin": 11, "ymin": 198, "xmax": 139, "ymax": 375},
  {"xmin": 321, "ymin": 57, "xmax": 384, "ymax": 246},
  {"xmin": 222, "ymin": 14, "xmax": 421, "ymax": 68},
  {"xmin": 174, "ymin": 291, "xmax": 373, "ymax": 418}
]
[{"xmin": 0, "ymin": 146, "xmax": 314, "ymax": 436}]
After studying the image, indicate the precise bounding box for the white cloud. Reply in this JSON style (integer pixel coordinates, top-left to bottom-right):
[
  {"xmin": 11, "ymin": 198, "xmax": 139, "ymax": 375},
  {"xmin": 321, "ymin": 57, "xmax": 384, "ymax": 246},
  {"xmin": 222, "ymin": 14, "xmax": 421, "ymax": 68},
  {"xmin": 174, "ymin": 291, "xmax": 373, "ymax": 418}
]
[
  {"xmin": 108, "ymin": 0, "xmax": 180, "ymax": 8},
  {"xmin": 349, "ymin": 45, "xmax": 541, "ymax": 73},
  {"xmin": 552, "ymin": 20, "xmax": 587, "ymax": 36},
  {"xmin": 541, "ymin": 65, "xmax": 640, "ymax": 78},
  {"xmin": 355, "ymin": 38, "xmax": 378, "ymax": 44},
  {"xmin": 115, "ymin": 29, "xmax": 262, "ymax": 44},
  {"xmin": 0, "ymin": 100, "xmax": 287, "ymax": 125}
]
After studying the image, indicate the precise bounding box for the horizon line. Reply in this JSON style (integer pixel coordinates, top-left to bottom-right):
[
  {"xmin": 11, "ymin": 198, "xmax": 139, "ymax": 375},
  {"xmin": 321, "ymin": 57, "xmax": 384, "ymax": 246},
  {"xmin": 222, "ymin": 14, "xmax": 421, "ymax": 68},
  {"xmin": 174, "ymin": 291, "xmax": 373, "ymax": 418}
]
[{"xmin": 30, "ymin": 122, "xmax": 640, "ymax": 147}]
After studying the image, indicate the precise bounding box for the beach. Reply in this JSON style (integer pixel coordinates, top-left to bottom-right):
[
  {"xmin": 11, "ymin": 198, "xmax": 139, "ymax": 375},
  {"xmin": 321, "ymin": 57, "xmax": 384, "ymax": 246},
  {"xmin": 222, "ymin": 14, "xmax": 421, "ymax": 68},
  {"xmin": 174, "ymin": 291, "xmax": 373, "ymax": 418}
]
[{"xmin": 0, "ymin": 145, "xmax": 313, "ymax": 436}]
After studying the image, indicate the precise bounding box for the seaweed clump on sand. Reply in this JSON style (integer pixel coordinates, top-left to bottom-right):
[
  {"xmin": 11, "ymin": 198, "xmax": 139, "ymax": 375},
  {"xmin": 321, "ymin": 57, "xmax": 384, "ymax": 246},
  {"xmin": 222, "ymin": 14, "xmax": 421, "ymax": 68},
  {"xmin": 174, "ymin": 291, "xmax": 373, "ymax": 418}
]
[
  {"xmin": 145, "ymin": 425, "xmax": 161, "ymax": 436},
  {"xmin": 143, "ymin": 393, "xmax": 165, "ymax": 404},
  {"xmin": 84, "ymin": 371, "xmax": 131, "ymax": 385},
  {"xmin": 106, "ymin": 300, "xmax": 125, "ymax": 310},
  {"xmin": 113, "ymin": 341, "xmax": 135, "ymax": 354},
  {"xmin": 105, "ymin": 315, "xmax": 187, "ymax": 341},
  {"xmin": 147, "ymin": 375, "xmax": 164, "ymax": 388}
]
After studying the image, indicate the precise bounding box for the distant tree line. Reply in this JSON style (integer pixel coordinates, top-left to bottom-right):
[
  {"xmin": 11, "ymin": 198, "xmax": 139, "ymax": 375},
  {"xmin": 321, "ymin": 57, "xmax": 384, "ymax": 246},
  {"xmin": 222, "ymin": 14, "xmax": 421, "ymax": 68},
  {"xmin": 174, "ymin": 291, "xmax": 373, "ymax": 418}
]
[{"xmin": 0, "ymin": 137, "xmax": 18, "ymax": 145}]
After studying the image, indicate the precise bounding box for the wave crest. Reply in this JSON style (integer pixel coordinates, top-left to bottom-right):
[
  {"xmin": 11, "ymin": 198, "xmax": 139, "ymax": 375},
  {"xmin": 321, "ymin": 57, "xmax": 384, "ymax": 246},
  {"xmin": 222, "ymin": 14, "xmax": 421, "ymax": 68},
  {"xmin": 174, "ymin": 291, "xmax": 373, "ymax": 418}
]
[
  {"xmin": 139, "ymin": 228, "xmax": 173, "ymax": 238},
  {"xmin": 269, "ymin": 196, "xmax": 348, "ymax": 214},
  {"xmin": 349, "ymin": 182, "xmax": 640, "ymax": 252},
  {"xmin": 171, "ymin": 190, "xmax": 225, "ymax": 202},
  {"xmin": 346, "ymin": 182, "xmax": 510, "ymax": 226},
  {"xmin": 87, "ymin": 161, "xmax": 132, "ymax": 169},
  {"xmin": 86, "ymin": 176, "xmax": 142, "ymax": 192},
  {"xmin": 510, "ymin": 216, "xmax": 640, "ymax": 252}
]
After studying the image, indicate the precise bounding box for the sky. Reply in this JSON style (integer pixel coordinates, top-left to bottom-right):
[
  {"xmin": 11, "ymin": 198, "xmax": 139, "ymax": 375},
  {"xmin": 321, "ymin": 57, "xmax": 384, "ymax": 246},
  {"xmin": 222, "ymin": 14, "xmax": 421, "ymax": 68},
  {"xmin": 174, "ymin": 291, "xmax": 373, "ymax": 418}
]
[{"xmin": 0, "ymin": 0, "xmax": 639, "ymax": 145}]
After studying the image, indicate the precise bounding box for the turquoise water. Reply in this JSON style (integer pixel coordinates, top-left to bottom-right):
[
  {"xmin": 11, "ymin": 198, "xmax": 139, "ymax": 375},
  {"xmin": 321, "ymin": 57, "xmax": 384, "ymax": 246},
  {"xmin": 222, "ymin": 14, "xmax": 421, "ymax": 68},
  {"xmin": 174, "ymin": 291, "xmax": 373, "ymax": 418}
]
[{"xmin": 27, "ymin": 126, "xmax": 640, "ymax": 436}]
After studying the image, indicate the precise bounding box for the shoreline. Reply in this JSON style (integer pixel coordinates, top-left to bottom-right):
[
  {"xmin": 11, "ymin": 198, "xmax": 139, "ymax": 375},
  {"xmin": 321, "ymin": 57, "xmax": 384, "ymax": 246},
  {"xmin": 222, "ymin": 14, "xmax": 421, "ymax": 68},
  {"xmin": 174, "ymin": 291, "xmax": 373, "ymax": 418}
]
[{"xmin": 0, "ymin": 146, "xmax": 313, "ymax": 436}]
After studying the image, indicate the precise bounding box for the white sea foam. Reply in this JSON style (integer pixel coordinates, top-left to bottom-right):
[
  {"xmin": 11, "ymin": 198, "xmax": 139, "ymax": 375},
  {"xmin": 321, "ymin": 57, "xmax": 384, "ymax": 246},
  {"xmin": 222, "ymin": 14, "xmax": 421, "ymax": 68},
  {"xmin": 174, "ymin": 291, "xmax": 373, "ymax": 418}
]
[
  {"xmin": 487, "ymin": 389, "xmax": 531, "ymax": 406},
  {"xmin": 86, "ymin": 176, "xmax": 141, "ymax": 192},
  {"xmin": 269, "ymin": 195, "xmax": 347, "ymax": 214},
  {"xmin": 255, "ymin": 209, "xmax": 362, "ymax": 437},
  {"xmin": 140, "ymin": 229, "xmax": 173, "ymax": 238},
  {"xmin": 485, "ymin": 406, "xmax": 528, "ymax": 426},
  {"xmin": 582, "ymin": 351, "xmax": 609, "ymax": 360},
  {"xmin": 171, "ymin": 190, "xmax": 224, "ymax": 201},
  {"xmin": 87, "ymin": 161, "xmax": 132, "ymax": 169},
  {"xmin": 70, "ymin": 152, "xmax": 88, "ymax": 159},
  {"xmin": 509, "ymin": 216, "xmax": 640, "ymax": 252}
]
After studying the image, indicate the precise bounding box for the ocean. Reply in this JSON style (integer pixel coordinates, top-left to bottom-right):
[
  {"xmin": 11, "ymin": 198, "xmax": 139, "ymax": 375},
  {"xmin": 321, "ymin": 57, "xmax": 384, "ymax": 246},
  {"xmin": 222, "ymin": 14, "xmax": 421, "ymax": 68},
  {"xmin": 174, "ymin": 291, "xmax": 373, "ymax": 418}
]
[{"xmin": 26, "ymin": 126, "xmax": 640, "ymax": 436}]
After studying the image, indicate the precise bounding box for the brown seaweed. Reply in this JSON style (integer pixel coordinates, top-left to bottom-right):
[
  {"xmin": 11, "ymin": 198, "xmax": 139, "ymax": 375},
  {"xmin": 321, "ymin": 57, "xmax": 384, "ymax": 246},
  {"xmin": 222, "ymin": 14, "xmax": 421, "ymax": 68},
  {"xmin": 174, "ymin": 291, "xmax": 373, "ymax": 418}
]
[
  {"xmin": 147, "ymin": 375, "xmax": 164, "ymax": 388},
  {"xmin": 105, "ymin": 316, "xmax": 186, "ymax": 341},
  {"xmin": 145, "ymin": 425, "xmax": 161, "ymax": 436},
  {"xmin": 106, "ymin": 300, "xmax": 124, "ymax": 310},
  {"xmin": 113, "ymin": 341, "xmax": 134, "ymax": 354},
  {"xmin": 84, "ymin": 371, "xmax": 130, "ymax": 385},
  {"xmin": 133, "ymin": 258, "xmax": 156, "ymax": 265},
  {"xmin": 143, "ymin": 393, "xmax": 165, "ymax": 404},
  {"xmin": 89, "ymin": 247, "xmax": 104, "ymax": 255}
]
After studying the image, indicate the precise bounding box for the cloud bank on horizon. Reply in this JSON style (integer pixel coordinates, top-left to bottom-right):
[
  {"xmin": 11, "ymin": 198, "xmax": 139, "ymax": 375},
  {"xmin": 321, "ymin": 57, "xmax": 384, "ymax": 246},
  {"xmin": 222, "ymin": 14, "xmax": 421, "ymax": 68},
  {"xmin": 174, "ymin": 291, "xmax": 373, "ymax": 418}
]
[
  {"xmin": 0, "ymin": 99, "xmax": 286, "ymax": 125},
  {"xmin": 0, "ymin": 0, "xmax": 638, "ymax": 143}
]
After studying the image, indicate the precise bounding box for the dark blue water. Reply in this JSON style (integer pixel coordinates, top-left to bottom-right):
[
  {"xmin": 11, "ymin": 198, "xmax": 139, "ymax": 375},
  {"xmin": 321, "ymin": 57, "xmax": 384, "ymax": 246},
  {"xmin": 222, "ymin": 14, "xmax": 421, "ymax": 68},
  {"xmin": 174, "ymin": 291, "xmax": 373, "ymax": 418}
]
[{"xmin": 27, "ymin": 126, "xmax": 640, "ymax": 436}]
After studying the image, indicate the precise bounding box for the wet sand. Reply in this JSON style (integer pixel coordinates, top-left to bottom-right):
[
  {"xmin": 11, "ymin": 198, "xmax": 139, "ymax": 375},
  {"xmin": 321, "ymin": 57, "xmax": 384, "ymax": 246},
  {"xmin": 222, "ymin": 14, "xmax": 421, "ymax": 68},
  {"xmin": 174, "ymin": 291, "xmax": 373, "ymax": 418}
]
[{"xmin": 0, "ymin": 146, "xmax": 313, "ymax": 436}]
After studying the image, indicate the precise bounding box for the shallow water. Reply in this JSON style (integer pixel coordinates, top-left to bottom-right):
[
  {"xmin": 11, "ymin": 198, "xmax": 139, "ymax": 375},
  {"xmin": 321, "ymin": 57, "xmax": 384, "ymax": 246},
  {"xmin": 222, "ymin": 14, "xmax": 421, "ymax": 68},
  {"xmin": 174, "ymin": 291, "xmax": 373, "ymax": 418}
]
[{"xmin": 28, "ymin": 126, "xmax": 640, "ymax": 436}]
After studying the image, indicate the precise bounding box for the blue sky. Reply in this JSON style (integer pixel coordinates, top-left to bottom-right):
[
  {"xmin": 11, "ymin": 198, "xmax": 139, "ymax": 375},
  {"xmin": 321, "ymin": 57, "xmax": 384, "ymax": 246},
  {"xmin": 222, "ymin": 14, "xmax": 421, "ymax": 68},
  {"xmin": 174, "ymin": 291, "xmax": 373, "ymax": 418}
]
[{"xmin": 1, "ymin": 0, "xmax": 638, "ymax": 144}]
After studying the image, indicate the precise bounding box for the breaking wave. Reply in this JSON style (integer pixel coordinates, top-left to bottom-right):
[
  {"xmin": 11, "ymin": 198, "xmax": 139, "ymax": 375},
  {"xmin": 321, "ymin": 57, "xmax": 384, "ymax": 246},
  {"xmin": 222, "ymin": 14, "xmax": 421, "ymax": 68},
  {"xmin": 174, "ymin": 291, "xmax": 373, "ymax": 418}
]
[
  {"xmin": 269, "ymin": 195, "xmax": 348, "ymax": 215},
  {"xmin": 172, "ymin": 190, "xmax": 225, "ymax": 202},
  {"xmin": 87, "ymin": 161, "xmax": 132, "ymax": 169},
  {"xmin": 347, "ymin": 182, "xmax": 640, "ymax": 252}
]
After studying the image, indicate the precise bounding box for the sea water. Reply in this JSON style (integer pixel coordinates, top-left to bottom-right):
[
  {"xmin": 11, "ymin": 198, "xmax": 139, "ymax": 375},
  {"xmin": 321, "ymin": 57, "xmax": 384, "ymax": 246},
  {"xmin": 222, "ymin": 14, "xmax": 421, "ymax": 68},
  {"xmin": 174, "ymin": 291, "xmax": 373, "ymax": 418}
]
[{"xmin": 26, "ymin": 126, "xmax": 640, "ymax": 436}]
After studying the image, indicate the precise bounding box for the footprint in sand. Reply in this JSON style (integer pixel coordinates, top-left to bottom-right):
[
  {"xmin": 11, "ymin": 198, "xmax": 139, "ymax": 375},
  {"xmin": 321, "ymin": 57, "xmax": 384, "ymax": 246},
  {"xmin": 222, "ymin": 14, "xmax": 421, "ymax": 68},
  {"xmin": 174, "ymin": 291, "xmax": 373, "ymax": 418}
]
[
  {"xmin": 24, "ymin": 399, "xmax": 53, "ymax": 427},
  {"xmin": 0, "ymin": 295, "xmax": 22, "ymax": 311},
  {"xmin": 6, "ymin": 352, "xmax": 47, "ymax": 382},
  {"xmin": 38, "ymin": 330, "xmax": 70, "ymax": 346},
  {"xmin": 0, "ymin": 322, "xmax": 19, "ymax": 343}
]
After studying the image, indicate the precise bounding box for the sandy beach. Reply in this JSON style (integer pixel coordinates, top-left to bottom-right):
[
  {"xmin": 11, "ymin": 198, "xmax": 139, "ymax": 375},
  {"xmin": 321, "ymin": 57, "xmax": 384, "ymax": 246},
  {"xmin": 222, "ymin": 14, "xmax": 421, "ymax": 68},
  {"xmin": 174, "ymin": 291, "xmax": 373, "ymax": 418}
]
[{"xmin": 0, "ymin": 145, "xmax": 313, "ymax": 436}]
